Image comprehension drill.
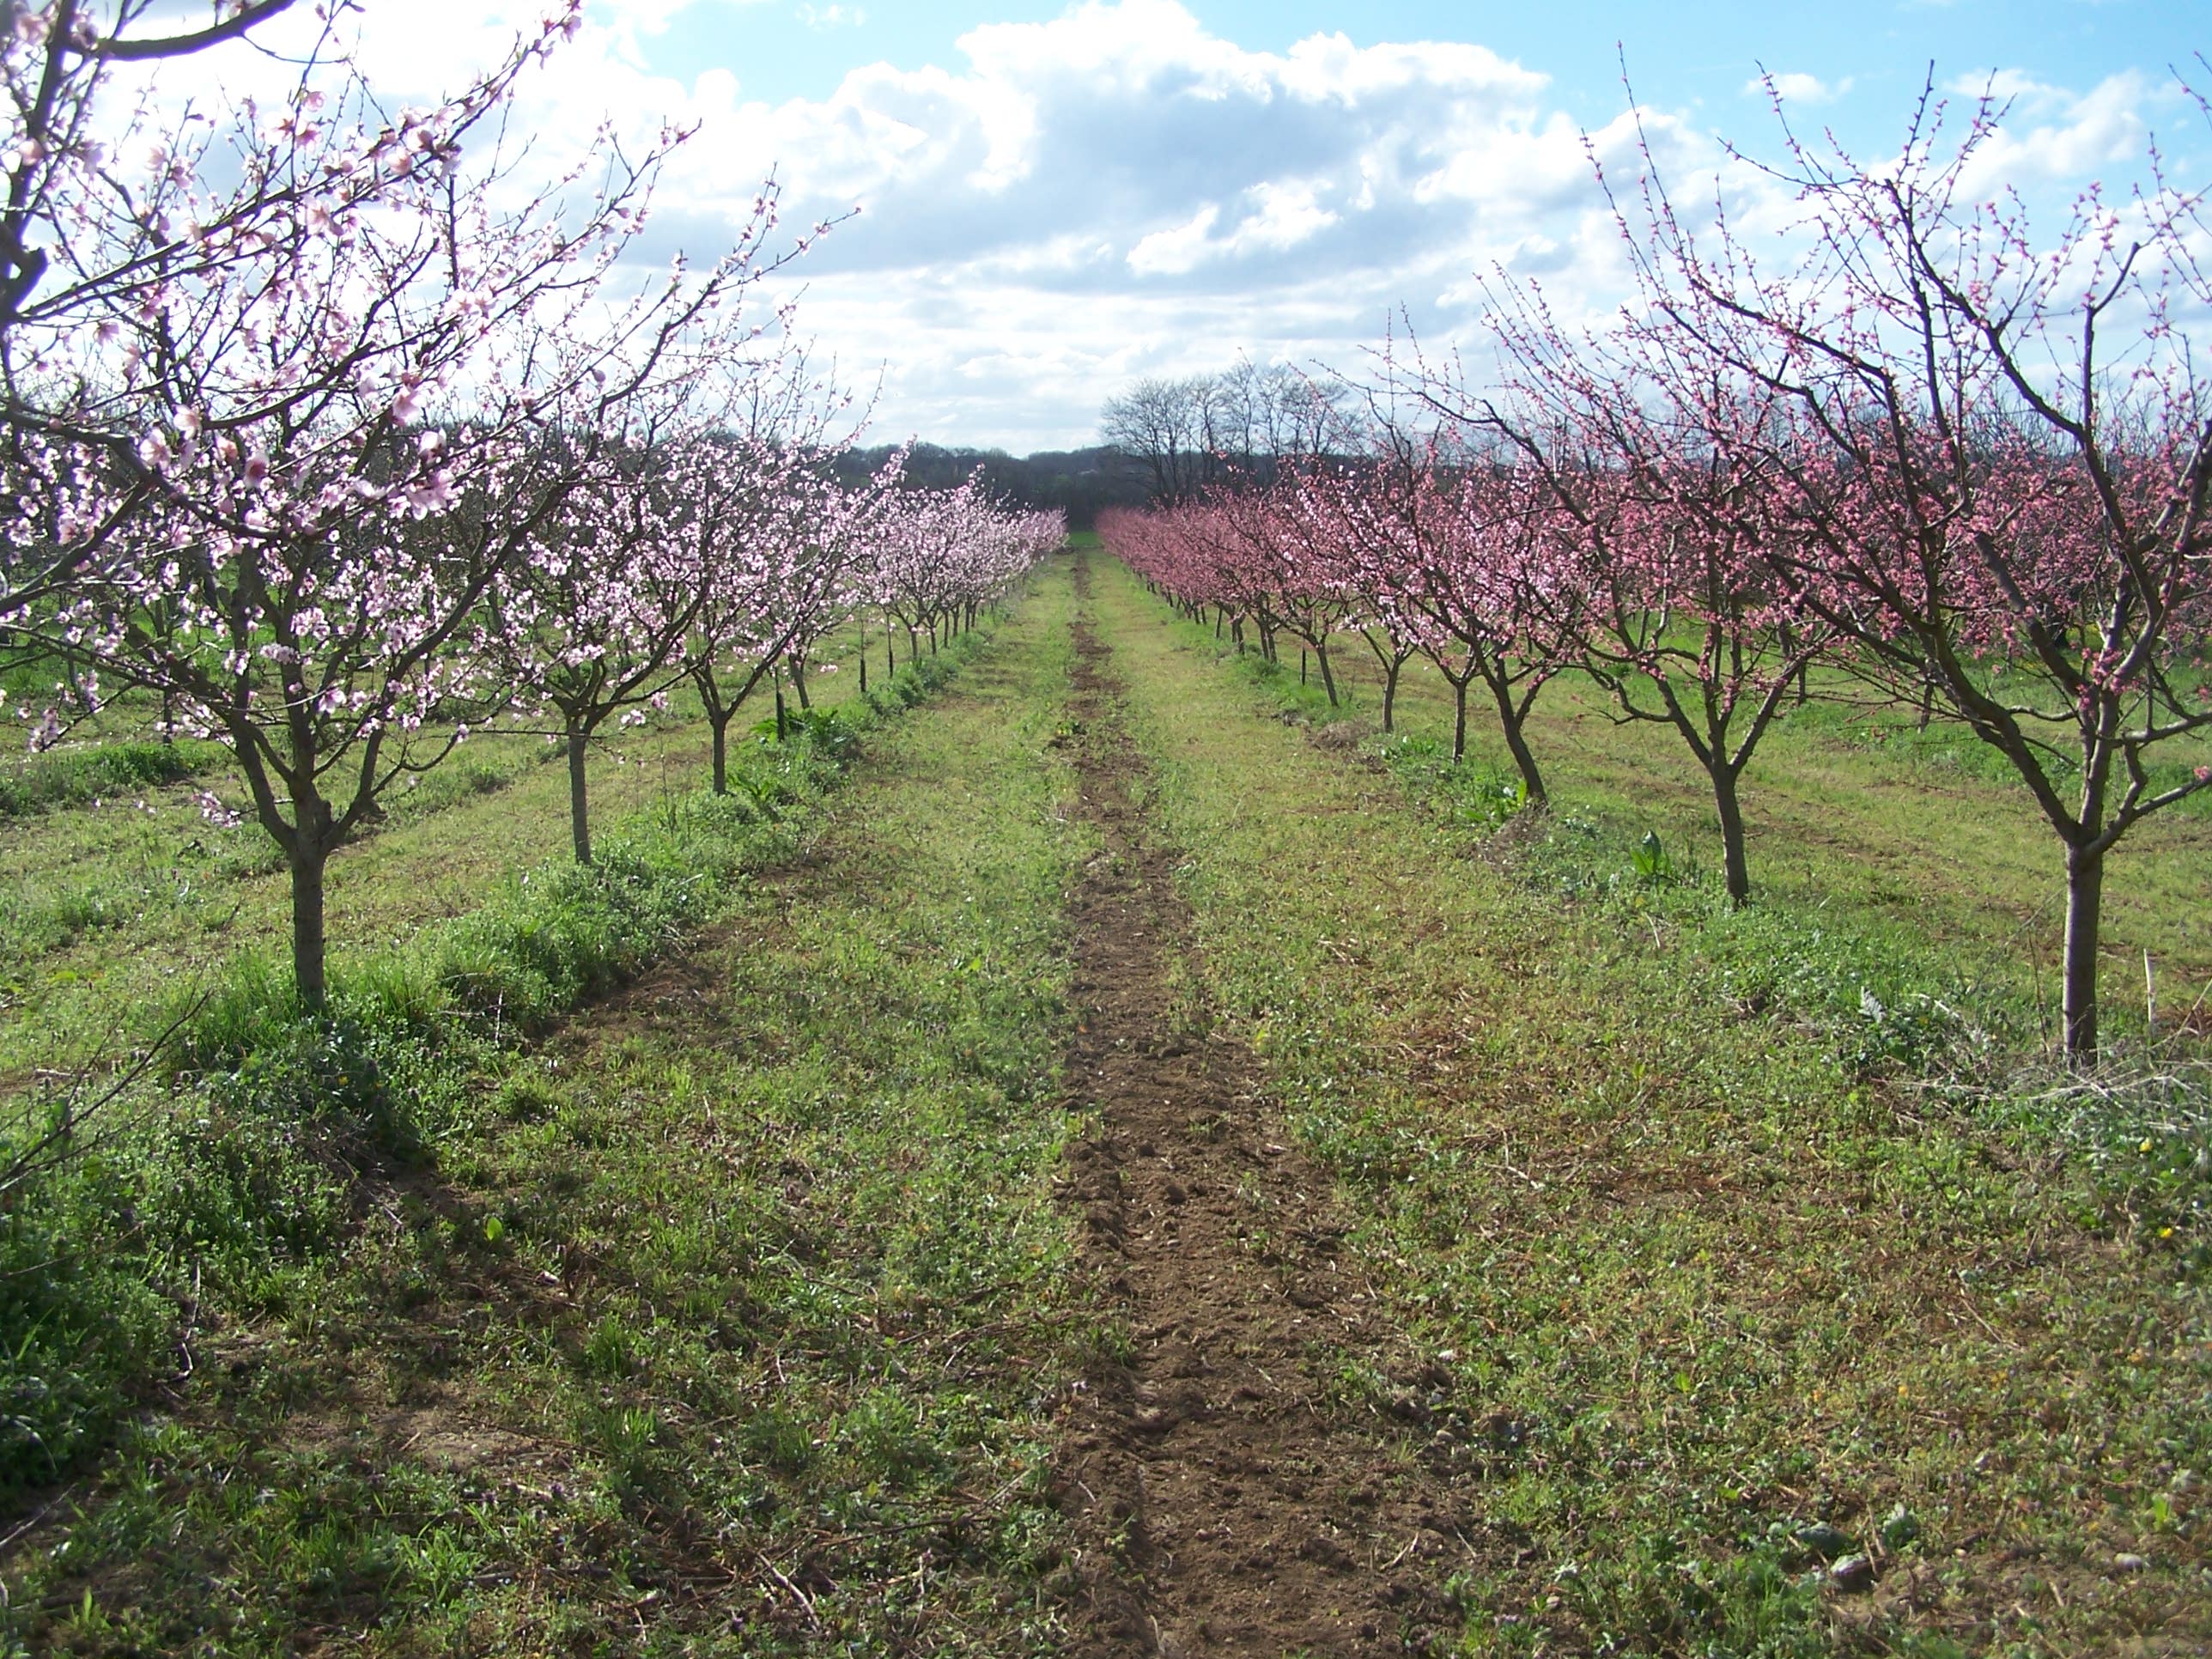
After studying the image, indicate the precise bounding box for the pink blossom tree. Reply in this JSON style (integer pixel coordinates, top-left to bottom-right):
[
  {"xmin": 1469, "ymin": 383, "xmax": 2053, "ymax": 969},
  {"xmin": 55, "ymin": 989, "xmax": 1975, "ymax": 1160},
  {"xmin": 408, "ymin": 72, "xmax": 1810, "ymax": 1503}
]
[
  {"xmin": 31, "ymin": 14, "xmax": 816, "ymax": 1007},
  {"xmin": 1609, "ymin": 73, "xmax": 2212, "ymax": 1054},
  {"xmin": 0, "ymin": 2, "xmax": 546, "ymax": 739},
  {"xmin": 684, "ymin": 441, "xmax": 896, "ymax": 781},
  {"xmin": 1449, "ymin": 264, "xmax": 1835, "ymax": 904}
]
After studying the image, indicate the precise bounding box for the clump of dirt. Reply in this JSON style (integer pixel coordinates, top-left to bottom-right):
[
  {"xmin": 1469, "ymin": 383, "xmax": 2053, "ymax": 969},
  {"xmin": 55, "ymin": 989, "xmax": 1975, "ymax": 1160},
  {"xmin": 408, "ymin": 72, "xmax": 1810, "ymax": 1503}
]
[{"xmin": 1053, "ymin": 556, "xmax": 1484, "ymax": 1656}]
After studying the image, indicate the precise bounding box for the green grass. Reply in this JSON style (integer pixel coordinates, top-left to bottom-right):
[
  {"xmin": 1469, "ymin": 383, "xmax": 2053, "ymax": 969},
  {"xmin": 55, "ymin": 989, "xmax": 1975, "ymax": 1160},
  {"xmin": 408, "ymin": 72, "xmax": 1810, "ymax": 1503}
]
[
  {"xmin": 0, "ymin": 620, "xmax": 1000, "ymax": 1487},
  {"xmin": 1097, "ymin": 556, "xmax": 2211, "ymax": 1656},
  {"xmin": 7, "ymin": 554, "xmax": 2209, "ymax": 1655},
  {"xmin": 1178, "ymin": 609, "xmax": 2212, "ymax": 1037},
  {"xmin": 0, "ymin": 579, "xmax": 1096, "ymax": 1655},
  {"xmin": 0, "ymin": 738, "xmax": 228, "ymax": 819},
  {"xmin": 0, "ymin": 623, "xmax": 908, "ymax": 1081}
]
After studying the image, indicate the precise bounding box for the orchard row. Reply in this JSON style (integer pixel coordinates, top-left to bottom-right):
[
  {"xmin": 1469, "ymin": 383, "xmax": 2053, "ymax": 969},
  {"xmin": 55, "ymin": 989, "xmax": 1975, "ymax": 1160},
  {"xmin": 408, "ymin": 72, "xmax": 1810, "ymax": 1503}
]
[
  {"xmin": 1105, "ymin": 80, "xmax": 2212, "ymax": 1062},
  {"xmin": 0, "ymin": 4, "xmax": 1060, "ymax": 1007}
]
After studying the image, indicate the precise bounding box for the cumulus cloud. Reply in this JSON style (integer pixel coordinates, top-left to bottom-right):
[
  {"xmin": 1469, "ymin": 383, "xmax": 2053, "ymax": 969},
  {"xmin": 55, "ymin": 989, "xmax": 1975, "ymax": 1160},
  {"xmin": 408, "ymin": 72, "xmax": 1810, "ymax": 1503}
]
[
  {"xmin": 655, "ymin": 0, "xmax": 1659, "ymax": 443},
  {"xmin": 110, "ymin": 2, "xmax": 2191, "ymax": 449},
  {"xmin": 1945, "ymin": 68, "xmax": 2066, "ymax": 104},
  {"xmin": 1953, "ymin": 70, "xmax": 2165, "ymax": 193}
]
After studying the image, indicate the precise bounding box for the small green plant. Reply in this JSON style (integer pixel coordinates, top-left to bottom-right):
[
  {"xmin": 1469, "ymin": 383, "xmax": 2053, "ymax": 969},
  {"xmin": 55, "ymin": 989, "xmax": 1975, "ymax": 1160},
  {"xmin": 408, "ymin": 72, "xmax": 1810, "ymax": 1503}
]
[
  {"xmin": 0, "ymin": 739, "xmax": 225, "ymax": 819},
  {"xmin": 1632, "ymin": 830, "xmax": 1672, "ymax": 886}
]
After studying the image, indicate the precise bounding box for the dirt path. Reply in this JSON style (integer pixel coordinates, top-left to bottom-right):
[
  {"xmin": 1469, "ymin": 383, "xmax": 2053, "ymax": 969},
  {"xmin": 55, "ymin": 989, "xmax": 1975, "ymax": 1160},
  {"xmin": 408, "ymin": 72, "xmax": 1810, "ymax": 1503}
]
[{"xmin": 1054, "ymin": 556, "xmax": 1476, "ymax": 1657}]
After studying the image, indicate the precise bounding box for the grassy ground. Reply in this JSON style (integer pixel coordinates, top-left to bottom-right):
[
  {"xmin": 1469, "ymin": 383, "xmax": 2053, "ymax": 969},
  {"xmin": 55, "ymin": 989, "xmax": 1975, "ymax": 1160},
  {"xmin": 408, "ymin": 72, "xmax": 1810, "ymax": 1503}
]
[
  {"xmin": 0, "ymin": 635, "xmax": 888, "ymax": 1082},
  {"xmin": 4, "ymin": 550, "xmax": 2207, "ymax": 1656},
  {"xmin": 1202, "ymin": 606, "xmax": 2212, "ymax": 1042},
  {"xmin": 1092, "ymin": 555, "xmax": 2209, "ymax": 1656},
  {"xmin": 0, "ymin": 574, "xmax": 1099, "ymax": 1655}
]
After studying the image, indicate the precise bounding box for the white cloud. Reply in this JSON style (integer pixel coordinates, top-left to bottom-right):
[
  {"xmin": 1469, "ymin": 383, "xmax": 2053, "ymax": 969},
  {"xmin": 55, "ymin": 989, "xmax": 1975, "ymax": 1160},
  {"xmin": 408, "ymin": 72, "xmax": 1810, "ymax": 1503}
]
[
  {"xmin": 662, "ymin": 1, "xmax": 1640, "ymax": 442},
  {"xmin": 1944, "ymin": 68, "xmax": 2064, "ymax": 104},
  {"xmin": 1953, "ymin": 70, "xmax": 2162, "ymax": 193},
  {"xmin": 105, "ymin": 3, "xmax": 2189, "ymax": 451},
  {"xmin": 1746, "ymin": 70, "xmax": 1853, "ymax": 106},
  {"xmin": 1127, "ymin": 204, "xmax": 1224, "ymax": 275}
]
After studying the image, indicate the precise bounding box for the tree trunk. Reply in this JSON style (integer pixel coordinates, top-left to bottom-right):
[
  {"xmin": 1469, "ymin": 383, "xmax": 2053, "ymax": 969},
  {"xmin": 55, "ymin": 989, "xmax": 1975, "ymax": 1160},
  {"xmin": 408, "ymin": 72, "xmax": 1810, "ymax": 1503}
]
[
  {"xmin": 1488, "ymin": 678, "xmax": 1547, "ymax": 805},
  {"xmin": 567, "ymin": 719, "xmax": 593, "ymax": 865},
  {"xmin": 1452, "ymin": 677, "xmax": 1470, "ymax": 763},
  {"xmin": 710, "ymin": 712, "xmax": 732, "ymax": 795},
  {"xmin": 888, "ymin": 631, "xmax": 897, "ymax": 679},
  {"xmin": 1382, "ymin": 661, "xmax": 1400, "ymax": 732},
  {"xmin": 1502, "ymin": 715, "xmax": 1547, "ymax": 805},
  {"xmin": 774, "ymin": 678, "xmax": 788, "ymax": 743},
  {"xmin": 1299, "ymin": 648, "xmax": 1309, "ymax": 687},
  {"xmin": 2063, "ymin": 840, "xmax": 2104, "ymax": 1064},
  {"xmin": 1315, "ymin": 643, "xmax": 1338, "ymax": 707},
  {"xmin": 792, "ymin": 660, "xmax": 811, "ymax": 711},
  {"xmin": 1712, "ymin": 763, "xmax": 1749, "ymax": 907},
  {"xmin": 289, "ymin": 844, "xmax": 329, "ymax": 1012}
]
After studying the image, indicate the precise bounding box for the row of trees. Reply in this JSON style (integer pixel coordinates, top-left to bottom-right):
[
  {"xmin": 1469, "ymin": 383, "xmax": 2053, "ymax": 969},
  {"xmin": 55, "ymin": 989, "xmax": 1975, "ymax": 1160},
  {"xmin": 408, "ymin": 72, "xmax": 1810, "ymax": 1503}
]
[
  {"xmin": 1098, "ymin": 362, "xmax": 1349, "ymax": 505},
  {"xmin": 0, "ymin": 1, "xmax": 1060, "ymax": 1010},
  {"xmin": 1103, "ymin": 76, "xmax": 2212, "ymax": 1063}
]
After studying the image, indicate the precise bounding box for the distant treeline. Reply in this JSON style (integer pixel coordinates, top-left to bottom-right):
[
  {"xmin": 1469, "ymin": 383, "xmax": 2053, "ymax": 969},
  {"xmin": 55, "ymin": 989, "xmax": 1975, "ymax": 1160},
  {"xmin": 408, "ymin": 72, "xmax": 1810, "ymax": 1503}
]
[{"xmin": 837, "ymin": 443, "xmax": 1153, "ymax": 529}]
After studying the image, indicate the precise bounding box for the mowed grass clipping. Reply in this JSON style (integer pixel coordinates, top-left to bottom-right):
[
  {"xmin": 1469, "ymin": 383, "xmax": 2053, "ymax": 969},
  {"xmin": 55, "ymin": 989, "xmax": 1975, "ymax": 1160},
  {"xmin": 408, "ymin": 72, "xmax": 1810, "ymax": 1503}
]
[
  {"xmin": 1091, "ymin": 556, "xmax": 2210, "ymax": 1656},
  {"xmin": 2, "ymin": 577, "xmax": 1100, "ymax": 1656}
]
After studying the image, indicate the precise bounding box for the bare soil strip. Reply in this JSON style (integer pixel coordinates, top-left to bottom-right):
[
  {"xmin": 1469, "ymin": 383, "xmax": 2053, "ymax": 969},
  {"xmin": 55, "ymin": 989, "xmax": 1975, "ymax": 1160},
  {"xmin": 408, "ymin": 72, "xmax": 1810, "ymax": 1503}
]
[{"xmin": 1054, "ymin": 556, "xmax": 1476, "ymax": 1657}]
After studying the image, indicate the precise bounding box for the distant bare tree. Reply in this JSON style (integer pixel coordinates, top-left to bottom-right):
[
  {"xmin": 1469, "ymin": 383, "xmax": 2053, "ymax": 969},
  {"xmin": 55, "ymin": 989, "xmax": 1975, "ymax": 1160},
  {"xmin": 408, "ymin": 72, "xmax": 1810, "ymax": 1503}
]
[
  {"xmin": 1100, "ymin": 376, "xmax": 1209, "ymax": 503},
  {"xmin": 1101, "ymin": 364, "xmax": 1349, "ymax": 503}
]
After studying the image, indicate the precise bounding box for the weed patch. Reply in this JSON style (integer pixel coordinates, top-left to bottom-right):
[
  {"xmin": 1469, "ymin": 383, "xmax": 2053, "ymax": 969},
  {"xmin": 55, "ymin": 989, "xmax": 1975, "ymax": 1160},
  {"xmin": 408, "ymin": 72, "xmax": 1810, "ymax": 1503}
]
[
  {"xmin": 0, "ymin": 740, "xmax": 224, "ymax": 820},
  {"xmin": 0, "ymin": 635, "xmax": 999, "ymax": 1509},
  {"xmin": 1103, "ymin": 556, "xmax": 2212, "ymax": 1656}
]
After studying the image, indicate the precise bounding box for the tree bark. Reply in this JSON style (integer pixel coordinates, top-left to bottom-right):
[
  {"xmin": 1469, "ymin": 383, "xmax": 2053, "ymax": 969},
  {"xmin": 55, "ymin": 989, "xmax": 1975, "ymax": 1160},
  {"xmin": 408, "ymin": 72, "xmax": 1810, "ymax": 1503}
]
[
  {"xmin": 289, "ymin": 844, "xmax": 329, "ymax": 1012},
  {"xmin": 2063, "ymin": 839, "xmax": 2105, "ymax": 1064},
  {"xmin": 1452, "ymin": 677, "xmax": 1470, "ymax": 763},
  {"xmin": 1382, "ymin": 661, "xmax": 1400, "ymax": 732},
  {"xmin": 567, "ymin": 717, "xmax": 593, "ymax": 865},
  {"xmin": 1712, "ymin": 763, "xmax": 1749, "ymax": 908},
  {"xmin": 1314, "ymin": 643, "xmax": 1338, "ymax": 708},
  {"xmin": 1492, "ymin": 682, "xmax": 1547, "ymax": 806},
  {"xmin": 709, "ymin": 712, "xmax": 732, "ymax": 795}
]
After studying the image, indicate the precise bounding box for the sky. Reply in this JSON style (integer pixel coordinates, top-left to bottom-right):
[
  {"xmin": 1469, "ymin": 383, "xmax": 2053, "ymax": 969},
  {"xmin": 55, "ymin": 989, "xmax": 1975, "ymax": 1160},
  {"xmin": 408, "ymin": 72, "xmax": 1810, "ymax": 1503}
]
[{"xmin": 166, "ymin": 0, "xmax": 2212, "ymax": 450}]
